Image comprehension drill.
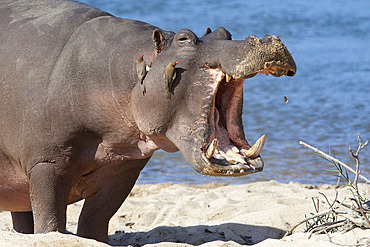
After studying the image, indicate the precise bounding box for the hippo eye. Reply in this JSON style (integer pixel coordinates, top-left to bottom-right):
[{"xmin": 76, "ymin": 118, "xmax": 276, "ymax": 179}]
[
  {"xmin": 174, "ymin": 29, "xmax": 198, "ymax": 46},
  {"xmin": 178, "ymin": 35, "xmax": 190, "ymax": 44},
  {"xmin": 179, "ymin": 37, "xmax": 188, "ymax": 42}
]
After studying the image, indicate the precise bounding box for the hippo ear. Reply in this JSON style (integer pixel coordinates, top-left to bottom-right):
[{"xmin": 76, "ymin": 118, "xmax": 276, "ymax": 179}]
[
  {"xmin": 153, "ymin": 28, "xmax": 166, "ymax": 53},
  {"xmin": 200, "ymin": 27, "xmax": 232, "ymax": 41},
  {"xmin": 204, "ymin": 27, "xmax": 212, "ymax": 36},
  {"xmin": 200, "ymin": 27, "xmax": 212, "ymax": 40}
]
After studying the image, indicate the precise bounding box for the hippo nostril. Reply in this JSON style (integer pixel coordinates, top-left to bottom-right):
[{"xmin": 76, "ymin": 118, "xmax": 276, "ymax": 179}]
[{"xmin": 286, "ymin": 70, "xmax": 295, "ymax": 77}]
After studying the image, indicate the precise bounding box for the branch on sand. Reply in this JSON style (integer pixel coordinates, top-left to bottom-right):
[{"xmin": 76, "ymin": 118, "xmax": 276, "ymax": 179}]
[{"xmin": 285, "ymin": 134, "xmax": 370, "ymax": 239}]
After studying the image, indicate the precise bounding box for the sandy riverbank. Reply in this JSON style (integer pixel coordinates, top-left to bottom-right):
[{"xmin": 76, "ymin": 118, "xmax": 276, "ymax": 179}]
[{"xmin": 0, "ymin": 180, "xmax": 369, "ymax": 246}]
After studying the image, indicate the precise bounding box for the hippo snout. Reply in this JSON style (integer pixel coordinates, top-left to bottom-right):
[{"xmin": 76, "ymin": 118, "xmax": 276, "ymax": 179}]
[
  {"xmin": 215, "ymin": 34, "xmax": 297, "ymax": 80},
  {"xmin": 259, "ymin": 34, "xmax": 297, "ymax": 77}
]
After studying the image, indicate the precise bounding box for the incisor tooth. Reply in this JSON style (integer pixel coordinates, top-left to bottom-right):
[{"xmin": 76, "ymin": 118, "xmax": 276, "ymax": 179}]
[
  {"xmin": 231, "ymin": 145, "xmax": 240, "ymax": 153},
  {"xmin": 213, "ymin": 152, "xmax": 223, "ymax": 159},
  {"xmin": 241, "ymin": 134, "xmax": 266, "ymax": 159},
  {"xmin": 219, "ymin": 150, "xmax": 237, "ymax": 164},
  {"xmin": 226, "ymin": 149, "xmax": 246, "ymax": 164},
  {"xmin": 206, "ymin": 139, "xmax": 218, "ymax": 159},
  {"xmin": 226, "ymin": 74, "xmax": 232, "ymax": 82}
]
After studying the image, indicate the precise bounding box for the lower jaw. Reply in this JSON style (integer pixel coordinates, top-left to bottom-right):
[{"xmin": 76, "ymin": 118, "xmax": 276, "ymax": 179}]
[{"xmin": 199, "ymin": 152, "xmax": 264, "ymax": 177}]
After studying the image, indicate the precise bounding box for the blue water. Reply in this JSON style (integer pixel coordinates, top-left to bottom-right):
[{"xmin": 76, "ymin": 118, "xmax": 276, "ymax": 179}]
[{"xmin": 81, "ymin": 0, "xmax": 370, "ymax": 185}]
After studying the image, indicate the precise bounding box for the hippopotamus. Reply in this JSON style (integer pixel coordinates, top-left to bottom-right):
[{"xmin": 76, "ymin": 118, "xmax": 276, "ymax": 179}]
[{"xmin": 0, "ymin": 0, "xmax": 296, "ymax": 242}]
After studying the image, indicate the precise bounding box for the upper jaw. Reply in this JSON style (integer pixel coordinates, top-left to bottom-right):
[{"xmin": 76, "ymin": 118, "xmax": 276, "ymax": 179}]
[
  {"xmin": 216, "ymin": 35, "xmax": 297, "ymax": 80},
  {"xmin": 224, "ymin": 59, "xmax": 296, "ymax": 81}
]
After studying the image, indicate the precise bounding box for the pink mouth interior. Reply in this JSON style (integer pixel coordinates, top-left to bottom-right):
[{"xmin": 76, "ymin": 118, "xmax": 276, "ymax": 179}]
[
  {"xmin": 202, "ymin": 70, "xmax": 252, "ymax": 165},
  {"xmin": 213, "ymin": 77, "xmax": 249, "ymax": 150}
]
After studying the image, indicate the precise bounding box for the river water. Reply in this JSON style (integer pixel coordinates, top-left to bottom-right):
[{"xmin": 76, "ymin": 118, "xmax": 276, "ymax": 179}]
[{"xmin": 81, "ymin": 0, "xmax": 370, "ymax": 185}]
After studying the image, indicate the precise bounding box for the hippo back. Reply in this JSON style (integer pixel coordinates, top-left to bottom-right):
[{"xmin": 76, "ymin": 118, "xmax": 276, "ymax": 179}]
[{"xmin": 0, "ymin": 0, "xmax": 111, "ymax": 158}]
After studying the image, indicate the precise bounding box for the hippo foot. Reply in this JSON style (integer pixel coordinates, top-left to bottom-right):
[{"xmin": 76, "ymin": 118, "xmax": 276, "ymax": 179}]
[{"xmin": 11, "ymin": 211, "xmax": 34, "ymax": 234}]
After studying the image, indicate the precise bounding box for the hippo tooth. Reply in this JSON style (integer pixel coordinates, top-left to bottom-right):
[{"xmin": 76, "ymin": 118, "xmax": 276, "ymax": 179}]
[
  {"xmin": 241, "ymin": 134, "xmax": 266, "ymax": 159},
  {"xmin": 213, "ymin": 152, "xmax": 223, "ymax": 159},
  {"xmin": 146, "ymin": 65, "xmax": 151, "ymax": 71},
  {"xmin": 226, "ymin": 74, "xmax": 232, "ymax": 82},
  {"xmin": 219, "ymin": 150, "xmax": 238, "ymax": 165},
  {"xmin": 206, "ymin": 138, "xmax": 218, "ymax": 159},
  {"xmin": 230, "ymin": 145, "xmax": 240, "ymax": 153},
  {"xmin": 224, "ymin": 147, "xmax": 246, "ymax": 164}
]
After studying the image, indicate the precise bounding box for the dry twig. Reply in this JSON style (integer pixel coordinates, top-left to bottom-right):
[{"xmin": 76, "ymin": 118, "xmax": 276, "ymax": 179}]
[
  {"xmin": 286, "ymin": 135, "xmax": 370, "ymax": 239},
  {"xmin": 299, "ymin": 141, "xmax": 369, "ymax": 184},
  {"xmin": 284, "ymin": 209, "xmax": 333, "ymax": 236},
  {"xmin": 349, "ymin": 134, "xmax": 369, "ymax": 196}
]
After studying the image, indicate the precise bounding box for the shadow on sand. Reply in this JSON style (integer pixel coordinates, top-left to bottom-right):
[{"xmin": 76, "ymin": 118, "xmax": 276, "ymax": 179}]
[{"xmin": 108, "ymin": 223, "xmax": 285, "ymax": 246}]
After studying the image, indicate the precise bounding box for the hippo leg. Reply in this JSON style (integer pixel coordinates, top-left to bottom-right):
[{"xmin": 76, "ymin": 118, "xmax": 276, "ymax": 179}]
[
  {"xmin": 28, "ymin": 162, "xmax": 72, "ymax": 233},
  {"xmin": 77, "ymin": 158, "xmax": 149, "ymax": 242},
  {"xmin": 11, "ymin": 211, "xmax": 34, "ymax": 234}
]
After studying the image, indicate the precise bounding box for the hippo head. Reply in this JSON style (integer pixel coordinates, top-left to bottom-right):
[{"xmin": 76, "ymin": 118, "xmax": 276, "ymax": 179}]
[{"xmin": 132, "ymin": 27, "xmax": 296, "ymax": 177}]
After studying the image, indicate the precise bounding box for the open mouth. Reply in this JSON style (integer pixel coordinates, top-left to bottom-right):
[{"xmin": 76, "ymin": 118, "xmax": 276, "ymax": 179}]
[{"xmin": 199, "ymin": 63, "xmax": 294, "ymax": 176}]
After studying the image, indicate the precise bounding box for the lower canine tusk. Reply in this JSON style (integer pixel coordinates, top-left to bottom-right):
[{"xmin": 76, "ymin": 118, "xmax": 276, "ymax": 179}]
[
  {"xmin": 241, "ymin": 134, "xmax": 266, "ymax": 159},
  {"xmin": 206, "ymin": 139, "xmax": 218, "ymax": 159}
]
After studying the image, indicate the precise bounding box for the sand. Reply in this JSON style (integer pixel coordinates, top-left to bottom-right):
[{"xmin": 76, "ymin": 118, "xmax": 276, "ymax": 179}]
[{"xmin": 0, "ymin": 180, "xmax": 369, "ymax": 246}]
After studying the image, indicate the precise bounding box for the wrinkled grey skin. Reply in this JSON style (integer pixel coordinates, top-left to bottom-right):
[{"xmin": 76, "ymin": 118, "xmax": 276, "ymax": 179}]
[{"xmin": 0, "ymin": 0, "xmax": 296, "ymax": 242}]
